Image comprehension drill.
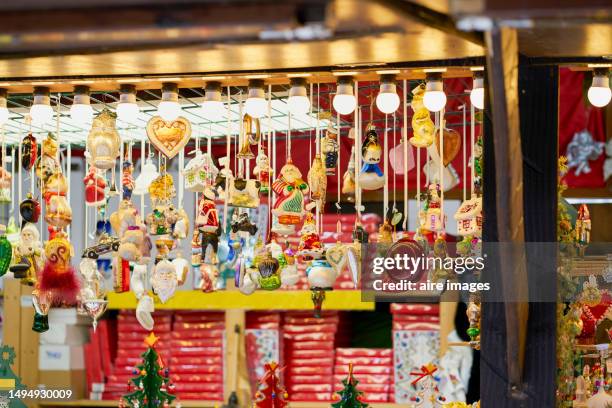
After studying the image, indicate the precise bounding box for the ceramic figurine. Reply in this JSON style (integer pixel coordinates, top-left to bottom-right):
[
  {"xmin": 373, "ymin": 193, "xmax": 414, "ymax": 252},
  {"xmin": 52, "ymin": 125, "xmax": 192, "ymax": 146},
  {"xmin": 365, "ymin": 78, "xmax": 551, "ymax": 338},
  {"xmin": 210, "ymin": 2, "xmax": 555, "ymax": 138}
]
[
  {"xmin": 36, "ymin": 134, "xmax": 61, "ymax": 183},
  {"xmin": 21, "ymin": 133, "xmax": 38, "ymax": 171},
  {"xmin": 307, "ymin": 156, "xmax": 327, "ymax": 205},
  {"xmin": 151, "ymin": 259, "xmax": 177, "ymax": 303},
  {"xmin": 78, "ymin": 257, "xmax": 108, "ymax": 328},
  {"xmin": 424, "ymin": 183, "xmax": 444, "ymax": 233},
  {"xmin": 342, "ymin": 146, "xmax": 356, "ymax": 201},
  {"xmin": 576, "ymin": 204, "xmax": 591, "ymax": 247},
  {"xmin": 253, "ymin": 151, "xmax": 272, "ymax": 194},
  {"xmin": 257, "ymin": 252, "xmax": 281, "ymax": 290},
  {"xmin": 359, "ymin": 125, "xmax": 385, "ymax": 190},
  {"xmin": 297, "ymin": 213, "xmax": 324, "ymax": 260},
  {"xmin": 197, "ymin": 187, "xmax": 221, "ymax": 264},
  {"xmin": 0, "ymin": 167, "xmax": 11, "ymax": 203},
  {"xmin": 173, "ymin": 255, "xmax": 190, "ymax": 286},
  {"xmin": 306, "ymin": 259, "xmax": 337, "ymax": 290},
  {"xmin": 146, "ymin": 116, "xmax": 192, "ymax": 159},
  {"xmin": 237, "ymin": 114, "xmax": 260, "ymax": 159},
  {"xmin": 122, "ymin": 160, "xmax": 135, "ymax": 200},
  {"xmin": 32, "ymin": 289, "xmax": 50, "ymax": 333},
  {"xmin": 43, "ymin": 172, "xmax": 72, "ymax": 230},
  {"xmin": 214, "ymin": 156, "xmax": 233, "ymax": 194},
  {"xmin": 171, "ymin": 208, "xmax": 189, "ymax": 240},
  {"xmin": 272, "ymin": 160, "xmax": 309, "ymax": 231},
  {"xmin": 473, "ymin": 136, "xmax": 483, "ymax": 195},
  {"xmin": 409, "ymin": 84, "xmax": 435, "ymax": 148},
  {"xmin": 237, "ymin": 260, "xmax": 257, "ymax": 295},
  {"xmin": 466, "ymin": 293, "xmax": 481, "ymax": 349},
  {"xmin": 9, "ymin": 223, "xmax": 43, "ymax": 285},
  {"xmin": 199, "ymin": 263, "xmax": 219, "ymax": 293},
  {"xmin": 230, "ymin": 211, "xmax": 258, "ymax": 236},
  {"xmin": 87, "ymin": 109, "xmax": 121, "ymax": 170},
  {"xmin": 321, "ymin": 124, "xmax": 339, "ymax": 175},
  {"xmin": 130, "ymin": 263, "xmax": 148, "ymax": 299},
  {"xmin": 38, "ymin": 231, "xmax": 80, "ymax": 306},
  {"xmin": 454, "ymin": 197, "xmax": 483, "ymax": 237},
  {"xmin": 377, "ymin": 220, "xmax": 394, "ymax": 244},
  {"xmin": 83, "ymin": 166, "xmax": 107, "ymax": 207},
  {"xmin": 118, "ymin": 226, "xmax": 146, "ymax": 262},
  {"xmin": 136, "ymin": 294, "xmax": 155, "ymax": 331},
  {"xmin": 146, "ymin": 206, "xmax": 173, "ymax": 236},
  {"xmin": 183, "ymin": 151, "xmax": 218, "ymax": 193},
  {"xmin": 228, "ymin": 177, "xmax": 261, "ymax": 208},
  {"xmin": 280, "ymin": 246, "xmax": 300, "ymax": 286}
]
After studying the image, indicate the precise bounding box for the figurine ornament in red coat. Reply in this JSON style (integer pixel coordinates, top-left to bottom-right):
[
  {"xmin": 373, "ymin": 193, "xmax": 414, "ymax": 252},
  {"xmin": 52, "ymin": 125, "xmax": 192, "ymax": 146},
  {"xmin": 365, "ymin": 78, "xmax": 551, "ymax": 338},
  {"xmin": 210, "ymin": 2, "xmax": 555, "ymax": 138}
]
[
  {"xmin": 253, "ymin": 362, "xmax": 288, "ymax": 408},
  {"xmin": 84, "ymin": 166, "xmax": 107, "ymax": 207}
]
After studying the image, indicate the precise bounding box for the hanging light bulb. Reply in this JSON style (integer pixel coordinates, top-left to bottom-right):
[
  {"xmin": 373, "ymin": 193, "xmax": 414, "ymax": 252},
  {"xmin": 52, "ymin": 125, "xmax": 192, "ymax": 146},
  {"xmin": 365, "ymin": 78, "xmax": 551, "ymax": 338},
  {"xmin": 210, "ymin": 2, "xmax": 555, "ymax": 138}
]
[
  {"xmin": 288, "ymin": 77, "xmax": 310, "ymax": 115},
  {"xmin": 376, "ymin": 74, "xmax": 400, "ymax": 114},
  {"xmin": 157, "ymin": 82, "xmax": 182, "ymax": 122},
  {"xmin": 470, "ymin": 71, "xmax": 485, "ymax": 110},
  {"xmin": 133, "ymin": 158, "xmax": 160, "ymax": 196},
  {"xmin": 245, "ymin": 79, "xmax": 267, "ymax": 118},
  {"xmin": 423, "ymin": 73, "xmax": 447, "ymax": 112},
  {"xmin": 201, "ymin": 81, "xmax": 225, "ymax": 121},
  {"xmin": 70, "ymin": 85, "xmax": 94, "ymax": 125},
  {"xmin": 333, "ymin": 76, "xmax": 356, "ymax": 115},
  {"xmin": 30, "ymin": 86, "xmax": 54, "ymax": 125},
  {"xmin": 116, "ymin": 84, "xmax": 140, "ymax": 125},
  {"xmin": 0, "ymin": 89, "xmax": 9, "ymax": 126},
  {"xmin": 588, "ymin": 68, "xmax": 611, "ymax": 108}
]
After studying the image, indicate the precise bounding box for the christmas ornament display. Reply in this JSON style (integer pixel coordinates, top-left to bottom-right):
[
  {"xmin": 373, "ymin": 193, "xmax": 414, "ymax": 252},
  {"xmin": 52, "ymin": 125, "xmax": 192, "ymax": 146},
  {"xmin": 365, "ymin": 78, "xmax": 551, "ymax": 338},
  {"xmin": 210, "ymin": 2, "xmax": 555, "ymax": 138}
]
[
  {"xmin": 86, "ymin": 108, "xmax": 121, "ymax": 170},
  {"xmin": 146, "ymin": 116, "xmax": 192, "ymax": 159},
  {"xmin": 183, "ymin": 151, "xmax": 218, "ymax": 192},
  {"xmin": 332, "ymin": 364, "xmax": 370, "ymax": 408},
  {"xmin": 83, "ymin": 166, "xmax": 107, "ymax": 207},
  {"xmin": 253, "ymin": 361, "xmax": 289, "ymax": 408},
  {"xmin": 122, "ymin": 332, "xmax": 175, "ymax": 408},
  {"xmin": 272, "ymin": 160, "xmax": 308, "ymax": 231},
  {"xmin": 359, "ymin": 125, "xmax": 384, "ymax": 190},
  {"xmin": 9, "ymin": 223, "xmax": 43, "ymax": 285},
  {"xmin": 253, "ymin": 151, "xmax": 272, "ymax": 194}
]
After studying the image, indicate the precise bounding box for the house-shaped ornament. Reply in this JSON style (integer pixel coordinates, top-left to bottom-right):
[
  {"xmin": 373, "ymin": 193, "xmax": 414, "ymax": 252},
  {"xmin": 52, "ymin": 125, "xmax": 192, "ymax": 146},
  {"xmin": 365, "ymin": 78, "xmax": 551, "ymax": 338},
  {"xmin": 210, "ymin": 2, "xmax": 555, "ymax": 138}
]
[{"xmin": 454, "ymin": 196, "xmax": 483, "ymax": 237}]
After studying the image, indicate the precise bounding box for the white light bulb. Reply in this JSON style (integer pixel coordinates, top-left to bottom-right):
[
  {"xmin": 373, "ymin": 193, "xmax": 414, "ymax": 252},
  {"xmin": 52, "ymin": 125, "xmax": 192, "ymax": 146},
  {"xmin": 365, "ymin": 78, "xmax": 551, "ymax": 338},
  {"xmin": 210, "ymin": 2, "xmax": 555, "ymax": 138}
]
[
  {"xmin": 245, "ymin": 97, "xmax": 267, "ymax": 118},
  {"xmin": 424, "ymin": 76, "xmax": 446, "ymax": 112},
  {"xmin": 588, "ymin": 71, "xmax": 611, "ymax": 107},
  {"xmin": 201, "ymin": 100, "xmax": 225, "ymax": 121},
  {"xmin": 0, "ymin": 108, "xmax": 8, "ymax": 125},
  {"xmin": 158, "ymin": 101, "xmax": 181, "ymax": 122},
  {"xmin": 376, "ymin": 93, "xmax": 400, "ymax": 114},
  {"xmin": 470, "ymin": 88, "xmax": 484, "ymax": 110},
  {"xmin": 333, "ymin": 94, "xmax": 356, "ymax": 115},
  {"xmin": 288, "ymin": 95, "xmax": 310, "ymax": 115},
  {"xmin": 117, "ymin": 102, "xmax": 140, "ymax": 124},
  {"xmin": 70, "ymin": 103, "xmax": 93, "ymax": 125},
  {"xmin": 30, "ymin": 104, "xmax": 54, "ymax": 125}
]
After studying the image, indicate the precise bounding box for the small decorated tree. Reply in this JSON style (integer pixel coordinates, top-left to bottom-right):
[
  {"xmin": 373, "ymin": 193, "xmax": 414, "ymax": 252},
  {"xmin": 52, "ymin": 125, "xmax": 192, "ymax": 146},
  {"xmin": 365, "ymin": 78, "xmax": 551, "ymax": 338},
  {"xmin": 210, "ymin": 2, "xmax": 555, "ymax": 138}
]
[
  {"xmin": 0, "ymin": 345, "xmax": 27, "ymax": 407},
  {"xmin": 253, "ymin": 362, "xmax": 289, "ymax": 408},
  {"xmin": 122, "ymin": 333, "xmax": 175, "ymax": 408},
  {"xmin": 332, "ymin": 364, "xmax": 369, "ymax": 408}
]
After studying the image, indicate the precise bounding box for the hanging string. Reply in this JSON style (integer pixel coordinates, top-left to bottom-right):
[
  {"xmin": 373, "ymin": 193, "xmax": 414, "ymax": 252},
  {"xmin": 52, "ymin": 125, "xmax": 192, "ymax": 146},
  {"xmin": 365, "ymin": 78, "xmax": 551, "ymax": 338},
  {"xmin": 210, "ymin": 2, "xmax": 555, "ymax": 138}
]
[
  {"xmin": 354, "ymin": 80, "xmax": 361, "ymax": 219},
  {"xmin": 470, "ymin": 102, "xmax": 476, "ymax": 198},
  {"xmin": 392, "ymin": 113, "xmax": 397, "ymax": 211},
  {"xmin": 140, "ymin": 130, "xmax": 146, "ymax": 216},
  {"xmin": 267, "ymin": 84, "xmax": 273, "ymax": 242},
  {"xmin": 10, "ymin": 148, "xmax": 15, "ymax": 217},
  {"xmin": 336, "ymin": 111, "xmax": 341, "ymax": 212},
  {"xmin": 119, "ymin": 141, "xmax": 124, "ymax": 201},
  {"xmin": 402, "ymin": 79, "xmax": 409, "ymax": 232},
  {"xmin": 383, "ymin": 114, "xmax": 389, "ymax": 219},
  {"xmin": 439, "ymin": 109, "xmax": 445, "ymax": 234},
  {"xmin": 178, "ymin": 145, "xmax": 184, "ymax": 208},
  {"xmin": 462, "ymin": 104, "xmax": 467, "ymax": 202},
  {"xmin": 224, "ymin": 86, "xmax": 231, "ymax": 234}
]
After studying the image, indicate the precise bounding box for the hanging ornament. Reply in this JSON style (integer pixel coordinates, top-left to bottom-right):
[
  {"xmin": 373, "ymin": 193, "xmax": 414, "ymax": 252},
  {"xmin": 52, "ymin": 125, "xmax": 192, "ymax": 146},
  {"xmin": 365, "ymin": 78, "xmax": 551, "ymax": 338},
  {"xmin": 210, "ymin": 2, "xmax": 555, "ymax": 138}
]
[
  {"xmin": 36, "ymin": 133, "xmax": 61, "ymax": 183},
  {"xmin": 230, "ymin": 210, "xmax": 258, "ymax": 236},
  {"xmin": 38, "ymin": 231, "xmax": 80, "ymax": 306},
  {"xmin": 280, "ymin": 246, "xmax": 300, "ymax": 286},
  {"xmin": 0, "ymin": 167, "xmax": 10, "ymax": 204},
  {"xmin": 151, "ymin": 259, "xmax": 177, "ymax": 303},
  {"xmin": 43, "ymin": 172, "xmax": 72, "ymax": 229},
  {"xmin": 321, "ymin": 124, "xmax": 339, "ymax": 175},
  {"xmin": 389, "ymin": 139, "xmax": 415, "ymax": 174},
  {"xmin": 19, "ymin": 193, "xmax": 41, "ymax": 225},
  {"xmin": 78, "ymin": 258, "xmax": 107, "ymax": 330},
  {"xmin": 253, "ymin": 151, "xmax": 272, "ymax": 194},
  {"xmin": 473, "ymin": 135, "xmax": 483, "ymax": 195},
  {"xmin": 213, "ymin": 156, "xmax": 233, "ymax": 195},
  {"xmin": 228, "ymin": 177, "xmax": 261, "ymax": 208},
  {"xmin": 466, "ymin": 293, "xmax": 481, "ymax": 349},
  {"xmin": 148, "ymin": 168, "xmax": 176, "ymax": 204},
  {"xmin": 113, "ymin": 256, "xmax": 131, "ymax": 293},
  {"xmin": 172, "ymin": 255, "xmax": 190, "ymax": 286},
  {"xmin": 257, "ymin": 252, "xmax": 281, "ymax": 290},
  {"xmin": 576, "ymin": 204, "xmax": 591, "ymax": 256},
  {"xmin": 171, "ymin": 208, "xmax": 189, "ymax": 240},
  {"xmin": 199, "ymin": 263, "xmax": 219, "ymax": 293},
  {"xmin": 358, "ymin": 125, "xmax": 384, "ymax": 190},
  {"xmin": 87, "ymin": 109, "xmax": 121, "ymax": 170},
  {"xmin": 131, "ymin": 263, "xmax": 148, "ymax": 300},
  {"xmin": 117, "ymin": 226, "xmax": 146, "ymax": 262},
  {"xmin": 237, "ymin": 259, "xmax": 256, "ymax": 295},
  {"xmin": 146, "ymin": 206, "xmax": 174, "ymax": 236},
  {"xmin": 430, "ymin": 236, "xmax": 451, "ymax": 283},
  {"xmin": 409, "ymin": 84, "xmax": 435, "ymax": 148},
  {"xmin": 377, "ymin": 220, "xmax": 394, "ymax": 244},
  {"xmin": 237, "ymin": 114, "xmax": 260, "ymax": 159},
  {"xmin": 136, "ymin": 294, "xmax": 155, "ymax": 331},
  {"xmin": 342, "ymin": 146, "xmax": 356, "ymax": 201},
  {"xmin": 21, "ymin": 133, "xmax": 38, "ymax": 171},
  {"xmin": 32, "ymin": 289, "xmax": 50, "ymax": 333},
  {"xmin": 454, "ymin": 197, "xmax": 483, "ymax": 237},
  {"xmin": 9, "ymin": 223, "xmax": 43, "ymax": 285},
  {"xmin": 183, "ymin": 151, "xmax": 218, "ymax": 193},
  {"xmin": 197, "ymin": 187, "xmax": 221, "ymax": 264},
  {"xmin": 271, "ymin": 160, "xmax": 309, "ymax": 231},
  {"xmin": 307, "ymin": 259, "xmax": 337, "ymax": 292},
  {"xmin": 307, "ymin": 155, "xmax": 327, "ymax": 204},
  {"xmin": 253, "ymin": 362, "xmax": 289, "ymax": 408},
  {"xmin": 297, "ymin": 212, "xmax": 324, "ymax": 260},
  {"xmin": 0, "ymin": 225, "xmax": 12, "ymax": 277},
  {"xmin": 133, "ymin": 157, "xmax": 160, "ymax": 196},
  {"xmin": 435, "ymin": 127, "xmax": 461, "ymax": 166},
  {"xmin": 83, "ymin": 166, "xmax": 107, "ymax": 207},
  {"xmin": 146, "ymin": 116, "xmax": 192, "ymax": 159},
  {"xmin": 422, "ymin": 183, "xmax": 444, "ymax": 233},
  {"xmin": 122, "ymin": 160, "xmax": 135, "ymax": 200}
]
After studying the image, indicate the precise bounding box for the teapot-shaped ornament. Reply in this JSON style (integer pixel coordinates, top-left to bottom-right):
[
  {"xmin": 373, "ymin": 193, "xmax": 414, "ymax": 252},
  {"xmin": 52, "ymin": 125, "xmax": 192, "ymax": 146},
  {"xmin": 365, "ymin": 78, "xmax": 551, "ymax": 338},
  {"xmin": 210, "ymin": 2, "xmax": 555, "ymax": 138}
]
[
  {"xmin": 272, "ymin": 159, "xmax": 309, "ymax": 232},
  {"xmin": 86, "ymin": 109, "xmax": 121, "ymax": 170},
  {"xmin": 358, "ymin": 125, "xmax": 385, "ymax": 190}
]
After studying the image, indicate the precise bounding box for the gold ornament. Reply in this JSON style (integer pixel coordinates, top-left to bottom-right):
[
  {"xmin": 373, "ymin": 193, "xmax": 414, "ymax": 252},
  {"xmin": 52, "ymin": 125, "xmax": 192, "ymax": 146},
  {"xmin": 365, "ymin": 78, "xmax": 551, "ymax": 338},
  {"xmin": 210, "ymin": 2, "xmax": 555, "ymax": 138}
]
[
  {"xmin": 146, "ymin": 116, "xmax": 192, "ymax": 159},
  {"xmin": 307, "ymin": 156, "xmax": 327, "ymax": 203},
  {"xmin": 87, "ymin": 109, "xmax": 120, "ymax": 170}
]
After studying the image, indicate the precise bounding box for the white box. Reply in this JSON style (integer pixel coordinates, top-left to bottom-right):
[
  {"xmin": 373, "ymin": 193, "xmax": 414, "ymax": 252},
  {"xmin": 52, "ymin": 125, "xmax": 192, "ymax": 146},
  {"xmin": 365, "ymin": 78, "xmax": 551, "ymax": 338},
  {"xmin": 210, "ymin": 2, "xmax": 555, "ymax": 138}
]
[
  {"xmin": 39, "ymin": 344, "xmax": 85, "ymax": 371},
  {"xmin": 48, "ymin": 308, "xmax": 91, "ymax": 325},
  {"xmin": 40, "ymin": 324, "xmax": 90, "ymax": 345}
]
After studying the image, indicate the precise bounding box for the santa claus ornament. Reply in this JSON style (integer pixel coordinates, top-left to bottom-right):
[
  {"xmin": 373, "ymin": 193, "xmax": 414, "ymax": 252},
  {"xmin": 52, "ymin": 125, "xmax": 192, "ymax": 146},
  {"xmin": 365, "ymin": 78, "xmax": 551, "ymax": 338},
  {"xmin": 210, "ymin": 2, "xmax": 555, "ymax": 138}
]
[
  {"xmin": 253, "ymin": 151, "xmax": 272, "ymax": 194},
  {"xmin": 151, "ymin": 259, "xmax": 177, "ymax": 303},
  {"xmin": 272, "ymin": 160, "xmax": 309, "ymax": 233},
  {"xmin": 9, "ymin": 222, "xmax": 43, "ymax": 285},
  {"xmin": 297, "ymin": 213, "xmax": 324, "ymax": 260},
  {"xmin": 83, "ymin": 166, "xmax": 107, "ymax": 207}
]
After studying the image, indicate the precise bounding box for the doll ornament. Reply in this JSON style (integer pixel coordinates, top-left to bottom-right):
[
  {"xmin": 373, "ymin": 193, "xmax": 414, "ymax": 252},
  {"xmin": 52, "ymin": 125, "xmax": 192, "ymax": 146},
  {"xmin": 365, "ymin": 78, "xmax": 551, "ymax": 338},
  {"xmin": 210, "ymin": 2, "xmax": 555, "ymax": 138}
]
[
  {"xmin": 321, "ymin": 124, "xmax": 339, "ymax": 174},
  {"xmin": 10, "ymin": 223, "xmax": 44, "ymax": 285},
  {"xmin": 197, "ymin": 187, "xmax": 221, "ymax": 264},
  {"xmin": 83, "ymin": 166, "xmax": 107, "ymax": 207},
  {"xmin": 297, "ymin": 213, "xmax": 324, "ymax": 260},
  {"xmin": 253, "ymin": 152, "xmax": 272, "ymax": 194},
  {"xmin": 272, "ymin": 160, "xmax": 309, "ymax": 232},
  {"xmin": 359, "ymin": 126, "xmax": 385, "ymax": 190}
]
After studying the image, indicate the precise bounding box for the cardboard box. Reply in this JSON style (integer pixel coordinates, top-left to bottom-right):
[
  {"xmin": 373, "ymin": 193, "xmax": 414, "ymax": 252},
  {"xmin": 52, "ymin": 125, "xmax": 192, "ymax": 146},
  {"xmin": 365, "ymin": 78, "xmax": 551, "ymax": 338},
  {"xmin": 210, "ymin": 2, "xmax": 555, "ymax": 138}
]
[
  {"xmin": 48, "ymin": 308, "xmax": 91, "ymax": 325},
  {"xmin": 39, "ymin": 345, "xmax": 85, "ymax": 370},
  {"xmin": 39, "ymin": 369, "xmax": 87, "ymax": 399},
  {"xmin": 40, "ymin": 324, "xmax": 90, "ymax": 345}
]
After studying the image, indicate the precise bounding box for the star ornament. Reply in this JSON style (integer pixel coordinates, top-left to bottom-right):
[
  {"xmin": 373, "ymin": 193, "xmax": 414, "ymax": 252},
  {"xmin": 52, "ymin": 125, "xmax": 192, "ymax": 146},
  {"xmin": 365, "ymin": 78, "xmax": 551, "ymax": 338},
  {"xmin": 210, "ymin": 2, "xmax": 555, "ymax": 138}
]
[{"xmin": 144, "ymin": 332, "xmax": 159, "ymax": 347}]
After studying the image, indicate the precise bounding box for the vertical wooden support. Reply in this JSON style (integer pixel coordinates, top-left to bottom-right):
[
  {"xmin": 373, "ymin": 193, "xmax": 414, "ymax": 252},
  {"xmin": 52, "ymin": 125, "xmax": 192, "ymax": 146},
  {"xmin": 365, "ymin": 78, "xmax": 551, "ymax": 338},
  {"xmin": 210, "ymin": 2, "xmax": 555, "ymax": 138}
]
[
  {"xmin": 3, "ymin": 279, "xmax": 23, "ymax": 375},
  {"xmin": 484, "ymin": 26, "xmax": 529, "ymax": 394},
  {"xmin": 224, "ymin": 309, "xmax": 251, "ymax": 407}
]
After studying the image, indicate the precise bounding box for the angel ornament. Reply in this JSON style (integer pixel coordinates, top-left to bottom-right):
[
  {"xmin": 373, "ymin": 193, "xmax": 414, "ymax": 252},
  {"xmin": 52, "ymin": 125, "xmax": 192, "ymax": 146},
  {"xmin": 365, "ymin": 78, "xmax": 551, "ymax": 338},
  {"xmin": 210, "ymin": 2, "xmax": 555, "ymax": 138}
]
[
  {"xmin": 272, "ymin": 160, "xmax": 309, "ymax": 232},
  {"xmin": 358, "ymin": 126, "xmax": 385, "ymax": 190}
]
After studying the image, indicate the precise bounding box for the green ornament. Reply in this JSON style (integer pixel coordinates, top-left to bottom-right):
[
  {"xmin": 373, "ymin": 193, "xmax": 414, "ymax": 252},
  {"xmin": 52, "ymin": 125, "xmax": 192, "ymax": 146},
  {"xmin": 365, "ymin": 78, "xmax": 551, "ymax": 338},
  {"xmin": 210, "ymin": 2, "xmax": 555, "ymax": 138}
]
[
  {"xmin": 467, "ymin": 327, "xmax": 480, "ymax": 339},
  {"xmin": 32, "ymin": 313, "xmax": 49, "ymax": 333},
  {"xmin": 0, "ymin": 230, "xmax": 13, "ymax": 277}
]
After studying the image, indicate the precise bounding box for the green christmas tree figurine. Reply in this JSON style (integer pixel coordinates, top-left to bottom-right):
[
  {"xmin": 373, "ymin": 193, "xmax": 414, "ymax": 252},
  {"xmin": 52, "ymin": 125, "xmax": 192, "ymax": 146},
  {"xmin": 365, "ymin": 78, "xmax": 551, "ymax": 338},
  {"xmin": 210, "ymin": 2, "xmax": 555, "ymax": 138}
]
[
  {"xmin": 0, "ymin": 345, "xmax": 27, "ymax": 408},
  {"xmin": 332, "ymin": 364, "xmax": 369, "ymax": 408},
  {"xmin": 122, "ymin": 333, "xmax": 175, "ymax": 408}
]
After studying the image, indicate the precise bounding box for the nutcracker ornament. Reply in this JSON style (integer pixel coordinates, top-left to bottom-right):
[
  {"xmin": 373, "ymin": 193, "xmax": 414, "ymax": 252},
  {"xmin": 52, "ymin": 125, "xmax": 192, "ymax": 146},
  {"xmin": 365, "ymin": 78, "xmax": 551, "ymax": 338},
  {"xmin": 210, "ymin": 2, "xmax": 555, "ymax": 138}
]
[
  {"xmin": 253, "ymin": 362, "xmax": 289, "ymax": 408},
  {"xmin": 253, "ymin": 151, "xmax": 272, "ymax": 194},
  {"xmin": 358, "ymin": 125, "xmax": 384, "ymax": 190},
  {"xmin": 321, "ymin": 123, "xmax": 339, "ymax": 175},
  {"xmin": 272, "ymin": 159, "xmax": 309, "ymax": 232}
]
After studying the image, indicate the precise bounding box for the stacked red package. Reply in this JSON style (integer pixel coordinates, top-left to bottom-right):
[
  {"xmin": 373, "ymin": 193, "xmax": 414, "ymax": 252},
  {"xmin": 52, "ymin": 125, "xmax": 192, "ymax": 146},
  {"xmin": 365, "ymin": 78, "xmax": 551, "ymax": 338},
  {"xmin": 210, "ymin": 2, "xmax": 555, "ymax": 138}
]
[
  {"xmin": 102, "ymin": 311, "xmax": 173, "ymax": 400},
  {"xmin": 170, "ymin": 311, "xmax": 225, "ymax": 401},
  {"xmin": 333, "ymin": 348, "xmax": 393, "ymax": 403},
  {"xmin": 245, "ymin": 312, "xmax": 282, "ymax": 393},
  {"xmin": 283, "ymin": 312, "xmax": 340, "ymax": 402}
]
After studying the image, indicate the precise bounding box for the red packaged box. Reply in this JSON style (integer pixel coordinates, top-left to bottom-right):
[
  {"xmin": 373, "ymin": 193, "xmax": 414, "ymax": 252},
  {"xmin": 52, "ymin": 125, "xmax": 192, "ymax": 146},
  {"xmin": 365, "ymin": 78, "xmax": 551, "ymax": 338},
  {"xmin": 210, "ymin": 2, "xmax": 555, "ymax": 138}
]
[
  {"xmin": 283, "ymin": 324, "xmax": 337, "ymax": 334},
  {"xmin": 173, "ymin": 382, "xmax": 223, "ymax": 393},
  {"xmin": 285, "ymin": 349, "xmax": 332, "ymax": 359},
  {"xmin": 171, "ymin": 374, "xmax": 221, "ymax": 383},
  {"xmin": 284, "ymin": 316, "xmax": 339, "ymax": 325},
  {"xmin": 283, "ymin": 332, "xmax": 335, "ymax": 342},
  {"xmin": 336, "ymin": 348, "xmax": 392, "ymax": 358},
  {"xmin": 334, "ymin": 383, "xmax": 391, "ymax": 393},
  {"xmin": 393, "ymin": 321, "xmax": 440, "ymax": 331},
  {"xmin": 178, "ymin": 391, "xmax": 224, "ymax": 401},
  {"xmin": 285, "ymin": 375, "xmax": 333, "ymax": 385},
  {"xmin": 171, "ymin": 346, "xmax": 223, "ymax": 357},
  {"xmin": 173, "ymin": 312, "xmax": 224, "ymax": 323},
  {"xmin": 290, "ymin": 392, "xmax": 332, "ymax": 401},
  {"xmin": 362, "ymin": 392, "xmax": 389, "ymax": 402},
  {"xmin": 117, "ymin": 322, "xmax": 172, "ymax": 333},
  {"xmin": 288, "ymin": 358, "xmax": 334, "ymax": 367},
  {"xmin": 335, "ymin": 365, "xmax": 392, "ymax": 375},
  {"xmin": 170, "ymin": 338, "xmax": 224, "ymax": 348},
  {"xmin": 334, "ymin": 374, "xmax": 390, "ymax": 384},
  {"xmin": 288, "ymin": 384, "xmax": 333, "ymax": 393},
  {"xmin": 285, "ymin": 341, "xmax": 334, "ymax": 350},
  {"xmin": 170, "ymin": 331, "xmax": 224, "ymax": 341},
  {"xmin": 390, "ymin": 303, "xmax": 440, "ymax": 315},
  {"xmin": 335, "ymin": 356, "xmax": 392, "ymax": 366},
  {"xmin": 287, "ymin": 366, "xmax": 333, "ymax": 376},
  {"xmin": 392, "ymin": 314, "xmax": 440, "ymax": 323},
  {"xmin": 169, "ymin": 356, "xmax": 223, "ymax": 366},
  {"xmin": 173, "ymin": 322, "xmax": 225, "ymax": 331},
  {"xmin": 172, "ymin": 365, "xmax": 223, "ymax": 375}
]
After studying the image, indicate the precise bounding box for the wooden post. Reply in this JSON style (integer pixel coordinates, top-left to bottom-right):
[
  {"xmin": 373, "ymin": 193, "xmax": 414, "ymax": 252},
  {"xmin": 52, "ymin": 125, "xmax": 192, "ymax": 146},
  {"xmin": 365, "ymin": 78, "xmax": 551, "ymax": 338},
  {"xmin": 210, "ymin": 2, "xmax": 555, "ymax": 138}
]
[{"xmin": 224, "ymin": 309, "xmax": 251, "ymax": 407}]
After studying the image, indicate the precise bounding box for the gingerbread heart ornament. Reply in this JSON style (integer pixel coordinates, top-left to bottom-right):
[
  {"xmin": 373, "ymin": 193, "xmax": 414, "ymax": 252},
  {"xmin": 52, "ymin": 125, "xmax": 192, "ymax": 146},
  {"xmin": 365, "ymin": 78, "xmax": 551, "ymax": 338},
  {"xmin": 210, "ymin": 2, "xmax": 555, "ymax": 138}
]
[
  {"xmin": 435, "ymin": 127, "xmax": 461, "ymax": 166},
  {"xmin": 146, "ymin": 116, "xmax": 192, "ymax": 159},
  {"xmin": 325, "ymin": 243, "xmax": 347, "ymax": 275}
]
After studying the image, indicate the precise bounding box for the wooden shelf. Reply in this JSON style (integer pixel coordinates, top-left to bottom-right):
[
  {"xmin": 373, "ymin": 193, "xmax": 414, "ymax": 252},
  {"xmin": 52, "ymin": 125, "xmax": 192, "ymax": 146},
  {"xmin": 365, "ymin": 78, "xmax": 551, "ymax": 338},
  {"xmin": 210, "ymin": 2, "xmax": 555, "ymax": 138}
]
[{"xmin": 107, "ymin": 290, "xmax": 374, "ymax": 311}]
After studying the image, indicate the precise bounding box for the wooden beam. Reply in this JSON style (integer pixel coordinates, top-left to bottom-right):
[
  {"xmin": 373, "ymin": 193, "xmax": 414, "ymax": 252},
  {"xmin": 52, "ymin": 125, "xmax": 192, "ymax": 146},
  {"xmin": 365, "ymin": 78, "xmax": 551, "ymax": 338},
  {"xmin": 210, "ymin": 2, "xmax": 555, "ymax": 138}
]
[{"xmin": 484, "ymin": 26, "xmax": 529, "ymax": 395}]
